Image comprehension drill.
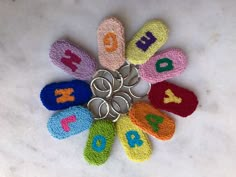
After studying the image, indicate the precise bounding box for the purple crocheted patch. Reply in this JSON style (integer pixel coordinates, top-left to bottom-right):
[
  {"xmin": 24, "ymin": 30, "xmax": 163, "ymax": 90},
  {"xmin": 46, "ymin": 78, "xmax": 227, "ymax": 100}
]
[{"xmin": 49, "ymin": 40, "xmax": 97, "ymax": 80}]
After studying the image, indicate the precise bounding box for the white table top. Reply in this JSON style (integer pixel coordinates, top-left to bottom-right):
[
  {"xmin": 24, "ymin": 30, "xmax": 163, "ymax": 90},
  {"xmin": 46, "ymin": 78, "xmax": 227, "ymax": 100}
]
[{"xmin": 0, "ymin": 0, "xmax": 235, "ymax": 177}]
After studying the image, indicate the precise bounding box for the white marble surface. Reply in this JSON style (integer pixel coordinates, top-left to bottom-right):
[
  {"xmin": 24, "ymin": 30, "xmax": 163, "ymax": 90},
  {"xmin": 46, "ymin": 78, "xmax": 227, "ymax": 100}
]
[{"xmin": 0, "ymin": 0, "xmax": 236, "ymax": 177}]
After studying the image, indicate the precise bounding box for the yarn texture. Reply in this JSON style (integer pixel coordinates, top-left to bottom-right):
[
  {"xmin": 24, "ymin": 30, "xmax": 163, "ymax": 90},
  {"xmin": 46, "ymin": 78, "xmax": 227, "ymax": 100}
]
[
  {"xmin": 47, "ymin": 106, "xmax": 93, "ymax": 139},
  {"xmin": 116, "ymin": 115, "xmax": 152, "ymax": 162},
  {"xmin": 139, "ymin": 48, "xmax": 188, "ymax": 84},
  {"xmin": 148, "ymin": 81, "xmax": 198, "ymax": 117},
  {"xmin": 49, "ymin": 40, "xmax": 97, "ymax": 80},
  {"xmin": 84, "ymin": 120, "xmax": 116, "ymax": 165},
  {"xmin": 129, "ymin": 102, "xmax": 175, "ymax": 140},
  {"xmin": 126, "ymin": 20, "xmax": 168, "ymax": 65},
  {"xmin": 40, "ymin": 80, "xmax": 92, "ymax": 110}
]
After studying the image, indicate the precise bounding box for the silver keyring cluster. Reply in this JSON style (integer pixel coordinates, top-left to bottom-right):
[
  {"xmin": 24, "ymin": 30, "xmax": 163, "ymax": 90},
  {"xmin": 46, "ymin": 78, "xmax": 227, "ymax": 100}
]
[{"xmin": 87, "ymin": 63, "xmax": 151, "ymax": 122}]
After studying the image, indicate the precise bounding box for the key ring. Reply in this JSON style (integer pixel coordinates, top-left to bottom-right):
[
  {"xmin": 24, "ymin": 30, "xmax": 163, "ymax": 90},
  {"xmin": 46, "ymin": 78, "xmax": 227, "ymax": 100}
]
[
  {"xmin": 90, "ymin": 76, "xmax": 113, "ymax": 98},
  {"xmin": 107, "ymin": 102, "xmax": 121, "ymax": 122},
  {"xmin": 118, "ymin": 63, "xmax": 131, "ymax": 80},
  {"xmin": 95, "ymin": 69, "xmax": 115, "ymax": 90},
  {"xmin": 88, "ymin": 65, "xmax": 149, "ymax": 122},
  {"xmin": 119, "ymin": 64, "xmax": 140, "ymax": 88},
  {"xmin": 112, "ymin": 91, "xmax": 133, "ymax": 104},
  {"xmin": 109, "ymin": 70, "xmax": 124, "ymax": 92},
  {"xmin": 94, "ymin": 69, "xmax": 124, "ymax": 92},
  {"xmin": 110, "ymin": 95, "xmax": 130, "ymax": 114},
  {"xmin": 129, "ymin": 80, "xmax": 151, "ymax": 99},
  {"xmin": 87, "ymin": 97, "xmax": 110, "ymax": 120}
]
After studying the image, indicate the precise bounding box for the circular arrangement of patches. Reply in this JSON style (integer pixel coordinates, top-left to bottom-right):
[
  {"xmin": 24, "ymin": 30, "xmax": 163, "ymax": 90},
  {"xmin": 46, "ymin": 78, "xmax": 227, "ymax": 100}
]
[{"xmin": 40, "ymin": 16, "xmax": 199, "ymax": 166}]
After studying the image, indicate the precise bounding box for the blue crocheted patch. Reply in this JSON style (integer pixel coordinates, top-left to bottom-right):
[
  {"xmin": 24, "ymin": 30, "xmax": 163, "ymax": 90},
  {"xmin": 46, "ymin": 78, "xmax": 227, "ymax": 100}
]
[
  {"xmin": 40, "ymin": 80, "xmax": 92, "ymax": 110},
  {"xmin": 47, "ymin": 106, "xmax": 93, "ymax": 139}
]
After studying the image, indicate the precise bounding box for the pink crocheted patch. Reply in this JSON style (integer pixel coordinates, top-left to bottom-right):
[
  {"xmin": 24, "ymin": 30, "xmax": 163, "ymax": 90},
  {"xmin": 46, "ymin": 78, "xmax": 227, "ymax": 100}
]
[
  {"xmin": 139, "ymin": 48, "xmax": 187, "ymax": 84},
  {"xmin": 97, "ymin": 17, "xmax": 125, "ymax": 71},
  {"xmin": 49, "ymin": 40, "xmax": 97, "ymax": 80}
]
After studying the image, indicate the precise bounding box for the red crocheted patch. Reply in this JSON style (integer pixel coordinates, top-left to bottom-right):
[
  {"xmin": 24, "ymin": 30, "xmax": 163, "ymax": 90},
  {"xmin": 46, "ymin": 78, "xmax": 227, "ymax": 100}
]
[{"xmin": 148, "ymin": 81, "xmax": 198, "ymax": 117}]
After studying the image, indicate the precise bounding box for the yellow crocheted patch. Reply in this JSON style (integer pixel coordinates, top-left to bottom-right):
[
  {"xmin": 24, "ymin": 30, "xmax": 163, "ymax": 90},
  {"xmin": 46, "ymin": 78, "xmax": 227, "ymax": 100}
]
[
  {"xmin": 116, "ymin": 115, "xmax": 152, "ymax": 162},
  {"xmin": 164, "ymin": 89, "xmax": 182, "ymax": 104},
  {"xmin": 126, "ymin": 20, "xmax": 168, "ymax": 65},
  {"xmin": 55, "ymin": 88, "xmax": 75, "ymax": 103}
]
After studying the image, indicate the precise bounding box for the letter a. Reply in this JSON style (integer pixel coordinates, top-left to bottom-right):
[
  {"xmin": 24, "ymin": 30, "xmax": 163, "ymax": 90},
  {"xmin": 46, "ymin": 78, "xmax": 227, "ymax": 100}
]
[{"xmin": 145, "ymin": 114, "xmax": 164, "ymax": 132}]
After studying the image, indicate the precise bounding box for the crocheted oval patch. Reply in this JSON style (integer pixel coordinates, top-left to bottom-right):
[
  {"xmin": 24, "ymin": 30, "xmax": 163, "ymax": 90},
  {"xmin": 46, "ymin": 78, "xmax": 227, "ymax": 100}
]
[
  {"xmin": 47, "ymin": 106, "xmax": 93, "ymax": 139},
  {"xmin": 126, "ymin": 20, "xmax": 168, "ymax": 65},
  {"xmin": 84, "ymin": 120, "xmax": 116, "ymax": 165},
  {"xmin": 97, "ymin": 17, "xmax": 125, "ymax": 71},
  {"xmin": 148, "ymin": 81, "xmax": 198, "ymax": 117},
  {"xmin": 50, "ymin": 40, "xmax": 97, "ymax": 80},
  {"xmin": 139, "ymin": 48, "xmax": 187, "ymax": 84},
  {"xmin": 129, "ymin": 102, "xmax": 175, "ymax": 140},
  {"xmin": 116, "ymin": 115, "xmax": 152, "ymax": 162},
  {"xmin": 40, "ymin": 80, "xmax": 92, "ymax": 110}
]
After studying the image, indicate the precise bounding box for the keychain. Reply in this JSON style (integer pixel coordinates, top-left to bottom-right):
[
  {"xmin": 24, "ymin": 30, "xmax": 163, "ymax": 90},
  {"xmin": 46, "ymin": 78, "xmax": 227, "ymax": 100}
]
[{"xmin": 40, "ymin": 16, "xmax": 198, "ymax": 166}]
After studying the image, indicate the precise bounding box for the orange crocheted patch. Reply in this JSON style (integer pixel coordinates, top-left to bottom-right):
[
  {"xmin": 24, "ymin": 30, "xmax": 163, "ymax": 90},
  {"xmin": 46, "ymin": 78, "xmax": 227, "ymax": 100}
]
[
  {"xmin": 103, "ymin": 32, "xmax": 118, "ymax": 52},
  {"xmin": 129, "ymin": 102, "xmax": 175, "ymax": 140},
  {"xmin": 55, "ymin": 88, "xmax": 75, "ymax": 103}
]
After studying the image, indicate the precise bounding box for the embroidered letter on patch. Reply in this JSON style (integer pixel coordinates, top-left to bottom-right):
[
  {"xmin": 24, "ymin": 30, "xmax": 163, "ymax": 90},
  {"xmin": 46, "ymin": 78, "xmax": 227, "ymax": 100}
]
[
  {"xmin": 84, "ymin": 120, "xmax": 115, "ymax": 165},
  {"xmin": 164, "ymin": 89, "xmax": 182, "ymax": 104},
  {"xmin": 148, "ymin": 81, "xmax": 198, "ymax": 117},
  {"xmin": 156, "ymin": 58, "xmax": 174, "ymax": 73},
  {"xmin": 116, "ymin": 115, "xmax": 152, "ymax": 162},
  {"xmin": 129, "ymin": 102, "xmax": 175, "ymax": 140},
  {"xmin": 136, "ymin": 31, "xmax": 157, "ymax": 52},
  {"xmin": 145, "ymin": 114, "xmax": 164, "ymax": 132},
  {"xmin": 61, "ymin": 50, "xmax": 81, "ymax": 72},
  {"xmin": 103, "ymin": 32, "xmax": 118, "ymax": 52},
  {"xmin": 60, "ymin": 115, "xmax": 76, "ymax": 132},
  {"xmin": 55, "ymin": 88, "xmax": 75, "ymax": 103},
  {"xmin": 125, "ymin": 130, "xmax": 143, "ymax": 148},
  {"xmin": 92, "ymin": 135, "xmax": 107, "ymax": 152}
]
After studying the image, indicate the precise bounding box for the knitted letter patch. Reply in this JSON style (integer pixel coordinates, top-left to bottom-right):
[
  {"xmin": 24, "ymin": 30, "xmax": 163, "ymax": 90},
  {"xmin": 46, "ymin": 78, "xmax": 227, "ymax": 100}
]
[
  {"xmin": 47, "ymin": 106, "xmax": 93, "ymax": 139},
  {"xmin": 126, "ymin": 20, "xmax": 168, "ymax": 64},
  {"xmin": 116, "ymin": 115, "xmax": 152, "ymax": 162},
  {"xmin": 139, "ymin": 48, "xmax": 187, "ymax": 83},
  {"xmin": 84, "ymin": 120, "xmax": 116, "ymax": 165},
  {"xmin": 40, "ymin": 80, "xmax": 92, "ymax": 110},
  {"xmin": 97, "ymin": 17, "xmax": 125, "ymax": 71},
  {"xmin": 129, "ymin": 102, "xmax": 175, "ymax": 140},
  {"xmin": 49, "ymin": 40, "xmax": 97, "ymax": 80},
  {"xmin": 148, "ymin": 81, "xmax": 198, "ymax": 117}
]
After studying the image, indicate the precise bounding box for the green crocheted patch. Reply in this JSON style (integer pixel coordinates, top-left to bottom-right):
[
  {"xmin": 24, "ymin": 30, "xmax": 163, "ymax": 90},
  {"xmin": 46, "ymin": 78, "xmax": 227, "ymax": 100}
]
[{"xmin": 84, "ymin": 120, "xmax": 116, "ymax": 165}]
